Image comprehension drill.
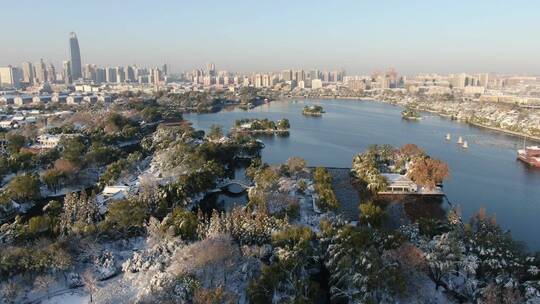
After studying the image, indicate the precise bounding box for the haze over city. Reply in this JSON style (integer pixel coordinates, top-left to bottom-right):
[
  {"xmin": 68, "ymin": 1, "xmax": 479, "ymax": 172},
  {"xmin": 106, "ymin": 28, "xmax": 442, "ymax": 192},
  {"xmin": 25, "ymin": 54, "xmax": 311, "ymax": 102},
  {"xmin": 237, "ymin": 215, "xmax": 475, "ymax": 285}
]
[
  {"xmin": 2, "ymin": 0, "xmax": 540, "ymax": 74},
  {"xmin": 3, "ymin": 2, "xmax": 540, "ymax": 303}
]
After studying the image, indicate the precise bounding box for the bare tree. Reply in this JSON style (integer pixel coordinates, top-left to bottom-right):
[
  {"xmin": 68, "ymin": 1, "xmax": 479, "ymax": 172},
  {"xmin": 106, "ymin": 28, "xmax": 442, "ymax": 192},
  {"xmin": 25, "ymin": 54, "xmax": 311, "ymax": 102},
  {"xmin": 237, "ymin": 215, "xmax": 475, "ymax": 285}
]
[
  {"xmin": 82, "ymin": 270, "xmax": 99, "ymax": 303},
  {"xmin": 1, "ymin": 280, "xmax": 21, "ymax": 304},
  {"xmin": 34, "ymin": 275, "xmax": 55, "ymax": 299}
]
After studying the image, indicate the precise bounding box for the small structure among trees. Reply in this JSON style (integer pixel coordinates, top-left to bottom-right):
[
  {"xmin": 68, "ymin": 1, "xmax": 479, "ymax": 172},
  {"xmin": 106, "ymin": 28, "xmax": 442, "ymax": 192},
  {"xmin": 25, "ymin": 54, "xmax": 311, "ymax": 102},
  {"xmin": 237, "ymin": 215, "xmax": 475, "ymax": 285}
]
[{"xmin": 351, "ymin": 144, "xmax": 449, "ymax": 195}]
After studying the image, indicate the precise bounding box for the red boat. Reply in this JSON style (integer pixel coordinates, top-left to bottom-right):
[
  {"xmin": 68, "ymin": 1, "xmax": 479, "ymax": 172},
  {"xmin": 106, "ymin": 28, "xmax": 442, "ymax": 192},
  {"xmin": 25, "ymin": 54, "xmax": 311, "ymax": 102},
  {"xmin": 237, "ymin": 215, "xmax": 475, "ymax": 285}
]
[{"xmin": 517, "ymin": 146, "xmax": 540, "ymax": 167}]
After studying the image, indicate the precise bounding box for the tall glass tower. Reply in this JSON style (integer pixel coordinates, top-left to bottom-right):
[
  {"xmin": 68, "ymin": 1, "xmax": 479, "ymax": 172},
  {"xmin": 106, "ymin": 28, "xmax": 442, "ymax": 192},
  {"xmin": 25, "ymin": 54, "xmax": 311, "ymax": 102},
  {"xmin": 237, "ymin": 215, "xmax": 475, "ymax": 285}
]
[{"xmin": 69, "ymin": 32, "xmax": 82, "ymax": 81}]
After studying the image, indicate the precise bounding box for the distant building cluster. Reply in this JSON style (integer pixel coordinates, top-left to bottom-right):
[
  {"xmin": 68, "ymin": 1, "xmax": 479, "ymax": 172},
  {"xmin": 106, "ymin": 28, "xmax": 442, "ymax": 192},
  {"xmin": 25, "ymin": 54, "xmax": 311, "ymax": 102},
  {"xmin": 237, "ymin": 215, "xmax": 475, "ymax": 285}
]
[
  {"xmin": 1, "ymin": 33, "xmax": 540, "ymax": 108},
  {"xmin": 183, "ymin": 64, "xmax": 345, "ymax": 90},
  {"xmin": 0, "ymin": 32, "xmax": 169, "ymax": 91}
]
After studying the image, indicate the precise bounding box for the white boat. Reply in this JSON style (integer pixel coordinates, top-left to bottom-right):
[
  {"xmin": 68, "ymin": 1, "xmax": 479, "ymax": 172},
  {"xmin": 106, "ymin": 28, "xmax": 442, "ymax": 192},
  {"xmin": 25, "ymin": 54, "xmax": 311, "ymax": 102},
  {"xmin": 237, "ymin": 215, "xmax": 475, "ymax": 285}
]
[
  {"xmin": 445, "ymin": 133, "xmax": 451, "ymax": 140},
  {"xmin": 457, "ymin": 136, "xmax": 463, "ymax": 144},
  {"xmin": 462, "ymin": 141, "xmax": 468, "ymax": 149}
]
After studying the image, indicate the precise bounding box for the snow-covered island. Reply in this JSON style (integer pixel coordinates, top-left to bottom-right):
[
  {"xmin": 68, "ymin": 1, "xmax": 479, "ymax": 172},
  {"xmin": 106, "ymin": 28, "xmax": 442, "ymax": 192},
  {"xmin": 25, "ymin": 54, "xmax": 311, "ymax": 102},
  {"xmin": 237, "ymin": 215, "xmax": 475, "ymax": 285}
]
[
  {"xmin": 231, "ymin": 118, "xmax": 290, "ymax": 135},
  {"xmin": 302, "ymin": 105, "xmax": 325, "ymax": 116}
]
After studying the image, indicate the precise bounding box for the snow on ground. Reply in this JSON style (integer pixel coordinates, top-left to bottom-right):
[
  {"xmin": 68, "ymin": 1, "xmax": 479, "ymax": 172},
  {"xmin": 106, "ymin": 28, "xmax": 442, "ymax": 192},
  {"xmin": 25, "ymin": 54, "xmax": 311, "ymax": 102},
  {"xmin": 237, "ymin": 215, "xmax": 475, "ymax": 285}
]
[
  {"xmin": 39, "ymin": 291, "xmax": 89, "ymax": 304},
  {"xmin": 399, "ymin": 271, "xmax": 457, "ymax": 304}
]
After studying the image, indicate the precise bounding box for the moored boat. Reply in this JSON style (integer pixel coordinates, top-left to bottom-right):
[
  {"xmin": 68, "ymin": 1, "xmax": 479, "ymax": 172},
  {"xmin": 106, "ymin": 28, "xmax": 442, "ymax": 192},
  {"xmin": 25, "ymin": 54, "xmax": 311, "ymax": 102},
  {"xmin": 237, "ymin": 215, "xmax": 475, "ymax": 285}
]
[
  {"xmin": 517, "ymin": 146, "xmax": 540, "ymax": 167},
  {"xmin": 457, "ymin": 136, "xmax": 463, "ymax": 144},
  {"xmin": 462, "ymin": 141, "xmax": 468, "ymax": 149},
  {"xmin": 446, "ymin": 133, "xmax": 451, "ymax": 141}
]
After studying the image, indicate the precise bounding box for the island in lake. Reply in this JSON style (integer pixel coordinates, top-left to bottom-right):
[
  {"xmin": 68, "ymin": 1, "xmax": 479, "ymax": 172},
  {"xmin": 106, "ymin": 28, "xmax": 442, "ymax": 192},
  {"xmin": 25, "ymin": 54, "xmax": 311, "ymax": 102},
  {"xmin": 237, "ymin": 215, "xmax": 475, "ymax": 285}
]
[
  {"xmin": 231, "ymin": 118, "xmax": 290, "ymax": 135},
  {"xmin": 351, "ymin": 143, "xmax": 449, "ymax": 196},
  {"xmin": 302, "ymin": 105, "xmax": 325, "ymax": 116},
  {"xmin": 401, "ymin": 108, "xmax": 422, "ymax": 120}
]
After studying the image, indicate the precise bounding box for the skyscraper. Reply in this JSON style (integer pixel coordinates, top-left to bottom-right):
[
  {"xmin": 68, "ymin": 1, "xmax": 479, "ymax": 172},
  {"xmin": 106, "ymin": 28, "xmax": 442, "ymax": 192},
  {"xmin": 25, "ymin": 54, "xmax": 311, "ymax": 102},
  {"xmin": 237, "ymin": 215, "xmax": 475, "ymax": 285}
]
[
  {"xmin": 96, "ymin": 68, "xmax": 106, "ymax": 84},
  {"xmin": 0, "ymin": 66, "xmax": 20, "ymax": 89},
  {"xmin": 116, "ymin": 66, "xmax": 125, "ymax": 83},
  {"xmin": 48, "ymin": 63, "xmax": 57, "ymax": 83},
  {"xmin": 126, "ymin": 66, "xmax": 135, "ymax": 82},
  {"xmin": 69, "ymin": 32, "xmax": 82, "ymax": 81},
  {"xmin": 21, "ymin": 62, "xmax": 34, "ymax": 84},
  {"xmin": 63, "ymin": 60, "xmax": 72, "ymax": 84},
  {"xmin": 206, "ymin": 62, "xmax": 215, "ymax": 76},
  {"xmin": 162, "ymin": 64, "xmax": 168, "ymax": 76},
  {"xmin": 281, "ymin": 70, "xmax": 292, "ymax": 82},
  {"xmin": 35, "ymin": 59, "xmax": 48, "ymax": 83},
  {"xmin": 106, "ymin": 67, "xmax": 117, "ymax": 83}
]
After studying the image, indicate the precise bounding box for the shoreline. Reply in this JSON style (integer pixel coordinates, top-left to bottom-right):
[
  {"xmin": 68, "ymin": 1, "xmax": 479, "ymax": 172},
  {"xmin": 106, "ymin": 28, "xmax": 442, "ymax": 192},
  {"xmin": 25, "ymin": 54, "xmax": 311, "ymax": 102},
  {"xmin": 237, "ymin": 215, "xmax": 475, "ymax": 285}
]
[
  {"xmin": 230, "ymin": 128, "xmax": 290, "ymax": 135},
  {"xmin": 284, "ymin": 96, "xmax": 540, "ymax": 144},
  {"xmin": 466, "ymin": 121, "xmax": 540, "ymax": 143}
]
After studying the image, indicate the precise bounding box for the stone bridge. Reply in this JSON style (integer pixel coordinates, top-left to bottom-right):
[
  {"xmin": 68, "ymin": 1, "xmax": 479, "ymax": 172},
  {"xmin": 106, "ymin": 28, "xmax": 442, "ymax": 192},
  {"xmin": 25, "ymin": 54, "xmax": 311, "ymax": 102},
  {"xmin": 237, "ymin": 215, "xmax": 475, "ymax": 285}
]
[{"xmin": 215, "ymin": 179, "xmax": 252, "ymax": 193}]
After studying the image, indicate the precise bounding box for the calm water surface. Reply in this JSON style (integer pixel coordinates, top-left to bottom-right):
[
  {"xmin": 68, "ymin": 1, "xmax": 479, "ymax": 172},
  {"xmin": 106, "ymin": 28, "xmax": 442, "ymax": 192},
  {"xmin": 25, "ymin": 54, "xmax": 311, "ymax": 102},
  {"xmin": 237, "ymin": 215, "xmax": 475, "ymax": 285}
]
[{"xmin": 185, "ymin": 99, "xmax": 540, "ymax": 250}]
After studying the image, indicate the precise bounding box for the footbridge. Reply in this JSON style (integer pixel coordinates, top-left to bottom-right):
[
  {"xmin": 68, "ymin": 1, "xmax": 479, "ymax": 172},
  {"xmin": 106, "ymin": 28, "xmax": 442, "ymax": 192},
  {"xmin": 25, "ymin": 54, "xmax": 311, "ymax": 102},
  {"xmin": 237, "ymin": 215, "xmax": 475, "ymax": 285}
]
[{"xmin": 215, "ymin": 179, "xmax": 253, "ymax": 194}]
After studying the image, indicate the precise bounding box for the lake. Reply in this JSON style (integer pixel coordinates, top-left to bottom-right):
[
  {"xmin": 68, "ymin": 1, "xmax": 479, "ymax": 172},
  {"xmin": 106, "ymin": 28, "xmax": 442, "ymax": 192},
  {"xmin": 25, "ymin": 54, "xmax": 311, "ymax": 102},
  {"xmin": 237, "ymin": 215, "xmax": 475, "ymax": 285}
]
[{"xmin": 184, "ymin": 99, "xmax": 540, "ymax": 250}]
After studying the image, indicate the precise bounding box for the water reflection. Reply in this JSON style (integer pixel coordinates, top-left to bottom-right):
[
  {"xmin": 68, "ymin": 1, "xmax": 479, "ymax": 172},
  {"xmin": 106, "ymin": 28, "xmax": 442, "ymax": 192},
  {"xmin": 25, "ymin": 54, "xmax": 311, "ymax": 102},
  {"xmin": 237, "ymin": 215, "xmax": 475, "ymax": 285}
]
[
  {"xmin": 373, "ymin": 195, "xmax": 449, "ymax": 229},
  {"xmin": 197, "ymin": 162, "xmax": 250, "ymax": 215},
  {"xmin": 185, "ymin": 99, "xmax": 540, "ymax": 249}
]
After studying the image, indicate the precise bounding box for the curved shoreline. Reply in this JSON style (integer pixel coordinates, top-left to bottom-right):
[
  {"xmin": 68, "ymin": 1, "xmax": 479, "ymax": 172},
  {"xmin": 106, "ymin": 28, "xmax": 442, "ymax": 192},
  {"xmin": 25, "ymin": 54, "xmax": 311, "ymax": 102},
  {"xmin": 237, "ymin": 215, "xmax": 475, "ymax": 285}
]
[{"xmin": 285, "ymin": 96, "xmax": 540, "ymax": 144}]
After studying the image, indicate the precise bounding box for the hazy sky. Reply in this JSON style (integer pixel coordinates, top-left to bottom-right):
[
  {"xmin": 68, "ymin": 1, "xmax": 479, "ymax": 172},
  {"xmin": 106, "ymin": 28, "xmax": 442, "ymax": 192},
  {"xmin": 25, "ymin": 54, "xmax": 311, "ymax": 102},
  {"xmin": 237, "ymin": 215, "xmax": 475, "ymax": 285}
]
[{"xmin": 2, "ymin": 0, "xmax": 540, "ymax": 75}]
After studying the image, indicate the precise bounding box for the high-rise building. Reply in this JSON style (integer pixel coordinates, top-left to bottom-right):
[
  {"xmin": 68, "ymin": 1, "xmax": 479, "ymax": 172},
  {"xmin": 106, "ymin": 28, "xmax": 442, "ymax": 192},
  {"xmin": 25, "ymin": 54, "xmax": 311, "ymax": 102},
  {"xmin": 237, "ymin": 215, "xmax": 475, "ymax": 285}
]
[
  {"xmin": 206, "ymin": 62, "xmax": 215, "ymax": 76},
  {"xmin": 282, "ymin": 70, "xmax": 292, "ymax": 82},
  {"xmin": 21, "ymin": 62, "xmax": 34, "ymax": 84},
  {"xmin": 150, "ymin": 67, "xmax": 162, "ymax": 85},
  {"xmin": 479, "ymin": 73, "xmax": 489, "ymax": 88},
  {"xmin": 126, "ymin": 66, "xmax": 135, "ymax": 82},
  {"xmin": 322, "ymin": 71, "xmax": 330, "ymax": 82},
  {"xmin": 48, "ymin": 63, "xmax": 57, "ymax": 83},
  {"xmin": 83, "ymin": 64, "xmax": 96, "ymax": 81},
  {"xmin": 69, "ymin": 32, "xmax": 82, "ymax": 80},
  {"xmin": 262, "ymin": 74, "xmax": 271, "ymax": 87},
  {"xmin": 0, "ymin": 66, "xmax": 20, "ymax": 88},
  {"xmin": 63, "ymin": 60, "xmax": 72, "ymax": 84},
  {"xmin": 451, "ymin": 73, "xmax": 466, "ymax": 89},
  {"xmin": 95, "ymin": 68, "xmax": 106, "ymax": 84},
  {"xmin": 162, "ymin": 64, "xmax": 168, "ymax": 76},
  {"xmin": 254, "ymin": 74, "xmax": 263, "ymax": 88},
  {"xmin": 134, "ymin": 67, "xmax": 146, "ymax": 80},
  {"xmin": 106, "ymin": 67, "xmax": 117, "ymax": 83},
  {"xmin": 331, "ymin": 70, "xmax": 339, "ymax": 82},
  {"xmin": 35, "ymin": 59, "xmax": 48, "ymax": 83},
  {"xmin": 295, "ymin": 70, "xmax": 305, "ymax": 82},
  {"xmin": 309, "ymin": 69, "xmax": 320, "ymax": 80},
  {"xmin": 116, "ymin": 66, "xmax": 125, "ymax": 83}
]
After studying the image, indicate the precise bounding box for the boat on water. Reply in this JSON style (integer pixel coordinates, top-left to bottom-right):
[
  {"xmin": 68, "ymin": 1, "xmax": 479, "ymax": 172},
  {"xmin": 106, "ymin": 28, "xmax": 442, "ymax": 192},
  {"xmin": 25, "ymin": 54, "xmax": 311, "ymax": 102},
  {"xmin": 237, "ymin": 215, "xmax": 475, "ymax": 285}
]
[
  {"xmin": 457, "ymin": 136, "xmax": 463, "ymax": 144},
  {"xmin": 462, "ymin": 141, "xmax": 468, "ymax": 149},
  {"xmin": 445, "ymin": 133, "xmax": 451, "ymax": 140},
  {"xmin": 517, "ymin": 146, "xmax": 540, "ymax": 167}
]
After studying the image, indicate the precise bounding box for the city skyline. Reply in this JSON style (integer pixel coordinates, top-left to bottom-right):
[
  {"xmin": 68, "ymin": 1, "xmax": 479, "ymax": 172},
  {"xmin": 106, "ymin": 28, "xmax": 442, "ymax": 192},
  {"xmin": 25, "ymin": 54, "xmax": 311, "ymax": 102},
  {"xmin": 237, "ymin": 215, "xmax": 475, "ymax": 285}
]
[{"xmin": 2, "ymin": 0, "xmax": 540, "ymax": 75}]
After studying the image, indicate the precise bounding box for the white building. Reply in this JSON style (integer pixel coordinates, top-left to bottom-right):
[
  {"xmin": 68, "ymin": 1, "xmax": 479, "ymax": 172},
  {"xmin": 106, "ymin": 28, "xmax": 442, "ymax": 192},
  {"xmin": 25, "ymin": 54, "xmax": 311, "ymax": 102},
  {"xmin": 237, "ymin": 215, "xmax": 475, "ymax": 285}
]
[
  {"xmin": 51, "ymin": 94, "xmax": 68, "ymax": 103},
  {"xmin": 32, "ymin": 95, "xmax": 52, "ymax": 104},
  {"xmin": 311, "ymin": 79, "xmax": 323, "ymax": 89},
  {"xmin": 14, "ymin": 95, "xmax": 33, "ymax": 106},
  {"xmin": 381, "ymin": 173, "xmax": 418, "ymax": 193},
  {"xmin": 36, "ymin": 134, "xmax": 62, "ymax": 149},
  {"xmin": 66, "ymin": 95, "xmax": 83, "ymax": 105}
]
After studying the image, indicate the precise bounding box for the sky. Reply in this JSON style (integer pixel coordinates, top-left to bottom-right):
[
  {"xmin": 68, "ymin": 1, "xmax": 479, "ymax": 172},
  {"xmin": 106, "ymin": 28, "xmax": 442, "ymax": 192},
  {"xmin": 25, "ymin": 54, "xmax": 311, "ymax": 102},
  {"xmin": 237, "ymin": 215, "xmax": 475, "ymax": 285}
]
[{"xmin": 1, "ymin": 0, "xmax": 540, "ymax": 75}]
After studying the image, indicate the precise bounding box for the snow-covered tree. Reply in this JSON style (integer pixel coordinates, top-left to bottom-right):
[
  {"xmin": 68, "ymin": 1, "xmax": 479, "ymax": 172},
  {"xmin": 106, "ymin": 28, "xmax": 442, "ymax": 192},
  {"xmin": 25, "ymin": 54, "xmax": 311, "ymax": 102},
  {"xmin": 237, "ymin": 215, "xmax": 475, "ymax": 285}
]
[
  {"xmin": 322, "ymin": 224, "xmax": 405, "ymax": 303},
  {"xmin": 59, "ymin": 191, "xmax": 100, "ymax": 235}
]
